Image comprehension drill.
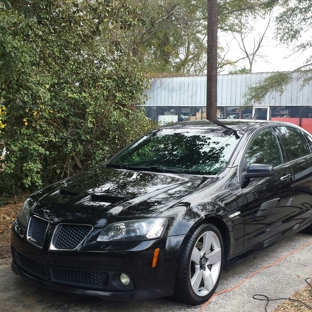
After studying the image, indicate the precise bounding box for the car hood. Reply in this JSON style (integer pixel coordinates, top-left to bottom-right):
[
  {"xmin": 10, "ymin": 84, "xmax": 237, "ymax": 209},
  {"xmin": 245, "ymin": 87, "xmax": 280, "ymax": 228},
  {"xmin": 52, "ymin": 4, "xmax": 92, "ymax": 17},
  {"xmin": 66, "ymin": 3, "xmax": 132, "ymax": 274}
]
[{"xmin": 31, "ymin": 166, "xmax": 217, "ymax": 226}]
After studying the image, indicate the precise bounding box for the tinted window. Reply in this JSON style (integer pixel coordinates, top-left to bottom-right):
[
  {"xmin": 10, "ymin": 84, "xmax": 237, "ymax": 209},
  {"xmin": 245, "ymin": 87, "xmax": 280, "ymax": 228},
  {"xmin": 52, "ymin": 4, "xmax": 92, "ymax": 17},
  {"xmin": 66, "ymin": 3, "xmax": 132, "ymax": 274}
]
[
  {"xmin": 277, "ymin": 126, "xmax": 310, "ymax": 161},
  {"xmin": 303, "ymin": 132, "xmax": 312, "ymax": 152},
  {"xmin": 245, "ymin": 128, "xmax": 282, "ymax": 167},
  {"xmin": 109, "ymin": 128, "xmax": 239, "ymax": 174}
]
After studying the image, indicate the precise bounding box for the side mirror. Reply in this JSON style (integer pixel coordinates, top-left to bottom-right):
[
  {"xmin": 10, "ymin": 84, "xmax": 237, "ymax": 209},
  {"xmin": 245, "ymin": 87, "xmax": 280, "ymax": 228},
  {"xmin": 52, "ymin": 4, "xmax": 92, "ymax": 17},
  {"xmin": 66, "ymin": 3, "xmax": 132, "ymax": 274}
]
[
  {"xmin": 241, "ymin": 163, "xmax": 274, "ymax": 188},
  {"xmin": 243, "ymin": 163, "xmax": 274, "ymax": 179}
]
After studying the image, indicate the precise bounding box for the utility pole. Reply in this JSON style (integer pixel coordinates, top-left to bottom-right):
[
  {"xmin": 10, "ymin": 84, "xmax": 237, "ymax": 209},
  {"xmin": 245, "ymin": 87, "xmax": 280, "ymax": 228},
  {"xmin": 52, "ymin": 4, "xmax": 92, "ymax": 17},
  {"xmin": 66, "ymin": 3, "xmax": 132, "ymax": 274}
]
[{"xmin": 206, "ymin": 0, "xmax": 218, "ymax": 120}]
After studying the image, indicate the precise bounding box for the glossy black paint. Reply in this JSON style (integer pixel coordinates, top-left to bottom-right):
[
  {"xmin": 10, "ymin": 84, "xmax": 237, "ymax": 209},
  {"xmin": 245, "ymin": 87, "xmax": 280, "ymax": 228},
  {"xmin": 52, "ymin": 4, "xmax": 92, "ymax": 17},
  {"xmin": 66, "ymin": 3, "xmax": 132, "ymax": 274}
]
[{"xmin": 11, "ymin": 120, "xmax": 312, "ymax": 302}]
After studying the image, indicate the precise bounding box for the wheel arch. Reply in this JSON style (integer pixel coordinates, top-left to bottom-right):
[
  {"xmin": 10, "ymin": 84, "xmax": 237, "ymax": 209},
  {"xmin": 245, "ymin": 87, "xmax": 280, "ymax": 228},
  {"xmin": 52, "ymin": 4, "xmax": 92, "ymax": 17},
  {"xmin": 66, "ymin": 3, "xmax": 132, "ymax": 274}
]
[
  {"xmin": 172, "ymin": 215, "xmax": 229, "ymax": 304},
  {"xmin": 204, "ymin": 216, "xmax": 231, "ymax": 270},
  {"xmin": 183, "ymin": 215, "xmax": 231, "ymax": 270}
]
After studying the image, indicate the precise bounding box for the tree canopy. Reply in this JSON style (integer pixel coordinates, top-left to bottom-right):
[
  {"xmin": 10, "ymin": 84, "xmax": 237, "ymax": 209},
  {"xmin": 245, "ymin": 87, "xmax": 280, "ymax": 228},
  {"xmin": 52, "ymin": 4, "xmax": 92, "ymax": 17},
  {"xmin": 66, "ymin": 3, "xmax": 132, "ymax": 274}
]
[
  {"xmin": 0, "ymin": 0, "xmax": 283, "ymax": 195},
  {"xmin": 244, "ymin": 0, "xmax": 312, "ymax": 104},
  {"xmin": 0, "ymin": 0, "xmax": 155, "ymax": 194},
  {"xmin": 91, "ymin": 0, "xmax": 277, "ymax": 75}
]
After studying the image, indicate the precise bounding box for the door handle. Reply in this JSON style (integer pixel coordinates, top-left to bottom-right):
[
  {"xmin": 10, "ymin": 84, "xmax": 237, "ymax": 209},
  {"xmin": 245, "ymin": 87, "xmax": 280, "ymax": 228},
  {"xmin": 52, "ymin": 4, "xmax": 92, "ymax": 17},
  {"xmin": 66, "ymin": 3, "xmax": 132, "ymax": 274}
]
[{"xmin": 280, "ymin": 174, "xmax": 291, "ymax": 182}]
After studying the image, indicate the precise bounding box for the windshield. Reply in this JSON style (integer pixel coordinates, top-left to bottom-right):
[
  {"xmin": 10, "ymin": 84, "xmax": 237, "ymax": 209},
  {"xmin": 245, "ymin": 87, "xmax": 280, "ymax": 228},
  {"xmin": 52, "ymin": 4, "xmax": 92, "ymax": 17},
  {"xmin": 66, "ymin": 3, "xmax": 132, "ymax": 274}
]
[{"xmin": 108, "ymin": 127, "xmax": 239, "ymax": 175}]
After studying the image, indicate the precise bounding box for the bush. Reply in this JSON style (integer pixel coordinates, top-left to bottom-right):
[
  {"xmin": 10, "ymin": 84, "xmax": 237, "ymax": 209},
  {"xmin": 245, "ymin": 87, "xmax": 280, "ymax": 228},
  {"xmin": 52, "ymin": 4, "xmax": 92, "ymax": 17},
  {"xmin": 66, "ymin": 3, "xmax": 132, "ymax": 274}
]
[{"xmin": 0, "ymin": 2, "xmax": 156, "ymax": 196}]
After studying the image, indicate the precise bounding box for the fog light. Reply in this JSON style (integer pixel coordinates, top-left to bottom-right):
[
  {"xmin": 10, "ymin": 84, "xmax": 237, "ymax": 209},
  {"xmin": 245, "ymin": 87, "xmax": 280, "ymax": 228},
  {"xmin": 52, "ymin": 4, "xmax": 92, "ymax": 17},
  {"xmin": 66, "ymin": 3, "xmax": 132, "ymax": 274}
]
[{"xmin": 120, "ymin": 273, "xmax": 130, "ymax": 286}]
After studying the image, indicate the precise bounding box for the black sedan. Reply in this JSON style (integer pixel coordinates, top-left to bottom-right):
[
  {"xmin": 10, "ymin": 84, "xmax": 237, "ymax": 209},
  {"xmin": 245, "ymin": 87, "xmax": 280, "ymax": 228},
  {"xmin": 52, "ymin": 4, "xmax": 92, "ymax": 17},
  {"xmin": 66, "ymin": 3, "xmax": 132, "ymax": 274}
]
[{"xmin": 11, "ymin": 120, "xmax": 312, "ymax": 305}]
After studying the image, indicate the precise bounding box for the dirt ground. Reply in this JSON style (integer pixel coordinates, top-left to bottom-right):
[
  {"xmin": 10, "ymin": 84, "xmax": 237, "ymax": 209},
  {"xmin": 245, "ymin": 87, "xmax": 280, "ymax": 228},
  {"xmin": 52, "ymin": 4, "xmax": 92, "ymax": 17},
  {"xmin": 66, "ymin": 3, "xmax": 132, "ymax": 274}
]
[
  {"xmin": 0, "ymin": 198, "xmax": 23, "ymax": 259},
  {"xmin": 1, "ymin": 199, "xmax": 312, "ymax": 311},
  {"xmin": 273, "ymin": 284, "xmax": 312, "ymax": 312}
]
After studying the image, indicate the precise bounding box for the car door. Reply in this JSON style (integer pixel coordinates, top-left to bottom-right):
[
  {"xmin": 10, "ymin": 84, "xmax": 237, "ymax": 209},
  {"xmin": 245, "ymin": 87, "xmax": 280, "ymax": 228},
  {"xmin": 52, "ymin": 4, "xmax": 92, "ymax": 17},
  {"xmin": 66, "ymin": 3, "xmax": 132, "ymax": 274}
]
[
  {"xmin": 240, "ymin": 126, "xmax": 294, "ymax": 251},
  {"xmin": 276, "ymin": 126, "xmax": 312, "ymax": 231}
]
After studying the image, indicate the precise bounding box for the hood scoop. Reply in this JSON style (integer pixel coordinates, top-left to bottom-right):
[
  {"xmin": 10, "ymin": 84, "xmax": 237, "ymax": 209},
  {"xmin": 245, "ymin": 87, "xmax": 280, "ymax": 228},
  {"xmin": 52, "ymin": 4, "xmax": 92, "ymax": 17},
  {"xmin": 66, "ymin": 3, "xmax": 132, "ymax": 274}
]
[
  {"xmin": 90, "ymin": 193, "xmax": 130, "ymax": 204},
  {"xmin": 59, "ymin": 189, "xmax": 79, "ymax": 197}
]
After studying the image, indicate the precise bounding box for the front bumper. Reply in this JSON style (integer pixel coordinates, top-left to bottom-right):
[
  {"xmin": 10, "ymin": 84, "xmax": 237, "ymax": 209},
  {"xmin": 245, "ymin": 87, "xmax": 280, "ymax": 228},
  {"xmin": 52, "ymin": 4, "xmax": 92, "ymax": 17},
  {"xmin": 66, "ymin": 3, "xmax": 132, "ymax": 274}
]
[{"xmin": 11, "ymin": 227, "xmax": 183, "ymax": 301}]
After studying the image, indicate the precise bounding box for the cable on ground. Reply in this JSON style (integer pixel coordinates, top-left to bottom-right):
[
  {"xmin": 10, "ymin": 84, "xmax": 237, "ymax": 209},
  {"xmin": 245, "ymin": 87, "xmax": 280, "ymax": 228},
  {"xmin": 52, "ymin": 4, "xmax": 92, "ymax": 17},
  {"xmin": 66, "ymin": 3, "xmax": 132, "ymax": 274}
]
[
  {"xmin": 253, "ymin": 278, "xmax": 312, "ymax": 311},
  {"xmin": 252, "ymin": 292, "xmax": 312, "ymax": 311}
]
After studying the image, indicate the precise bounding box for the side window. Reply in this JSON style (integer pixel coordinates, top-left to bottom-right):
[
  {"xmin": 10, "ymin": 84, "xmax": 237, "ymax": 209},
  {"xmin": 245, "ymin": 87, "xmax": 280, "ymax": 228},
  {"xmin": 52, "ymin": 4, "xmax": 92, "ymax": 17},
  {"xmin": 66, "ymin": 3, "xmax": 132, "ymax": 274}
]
[
  {"xmin": 303, "ymin": 132, "xmax": 312, "ymax": 152},
  {"xmin": 277, "ymin": 126, "xmax": 310, "ymax": 161},
  {"xmin": 245, "ymin": 128, "xmax": 282, "ymax": 167}
]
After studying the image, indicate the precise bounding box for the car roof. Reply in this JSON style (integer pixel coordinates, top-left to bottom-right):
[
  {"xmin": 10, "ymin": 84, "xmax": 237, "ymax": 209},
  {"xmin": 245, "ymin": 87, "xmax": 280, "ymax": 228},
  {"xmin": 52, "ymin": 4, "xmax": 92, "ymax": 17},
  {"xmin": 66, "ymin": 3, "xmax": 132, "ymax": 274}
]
[{"xmin": 159, "ymin": 119, "xmax": 301, "ymax": 134}]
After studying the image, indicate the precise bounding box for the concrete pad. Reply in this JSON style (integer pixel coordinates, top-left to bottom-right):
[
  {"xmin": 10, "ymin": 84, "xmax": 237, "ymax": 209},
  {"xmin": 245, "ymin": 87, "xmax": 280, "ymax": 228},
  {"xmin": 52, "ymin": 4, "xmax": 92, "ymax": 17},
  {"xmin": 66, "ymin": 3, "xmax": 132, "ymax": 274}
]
[{"xmin": 1, "ymin": 233, "xmax": 312, "ymax": 312}]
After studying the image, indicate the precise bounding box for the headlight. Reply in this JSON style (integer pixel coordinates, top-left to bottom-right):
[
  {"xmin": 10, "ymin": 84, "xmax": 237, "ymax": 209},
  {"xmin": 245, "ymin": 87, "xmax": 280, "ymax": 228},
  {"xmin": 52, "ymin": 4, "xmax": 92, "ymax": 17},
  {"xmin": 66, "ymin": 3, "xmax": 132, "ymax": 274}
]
[
  {"xmin": 97, "ymin": 218, "xmax": 167, "ymax": 242},
  {"xmin": 18, "ymin": 198, "xmax": 34, "ymax": 227}
]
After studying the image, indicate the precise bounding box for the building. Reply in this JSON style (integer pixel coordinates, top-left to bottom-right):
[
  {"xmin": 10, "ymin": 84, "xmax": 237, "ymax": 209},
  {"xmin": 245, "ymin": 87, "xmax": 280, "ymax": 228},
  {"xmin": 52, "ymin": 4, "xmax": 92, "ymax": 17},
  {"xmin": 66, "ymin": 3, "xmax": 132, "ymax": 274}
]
[{"xmin": 143, "ymin": 73, "xmax": 312, "ymax": 133}]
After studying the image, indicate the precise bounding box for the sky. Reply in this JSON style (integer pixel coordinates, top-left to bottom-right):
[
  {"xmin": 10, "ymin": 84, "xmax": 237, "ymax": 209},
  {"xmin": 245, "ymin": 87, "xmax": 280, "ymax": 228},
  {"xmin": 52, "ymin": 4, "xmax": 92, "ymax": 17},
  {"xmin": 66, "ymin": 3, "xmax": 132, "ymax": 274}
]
[
  {"xmin": 219, "ymin": 10, "xmax": 311, "ymax": 74},
  {"xmin": 228, "ymin": 37, "xmax": 307, "ymax": 73}
]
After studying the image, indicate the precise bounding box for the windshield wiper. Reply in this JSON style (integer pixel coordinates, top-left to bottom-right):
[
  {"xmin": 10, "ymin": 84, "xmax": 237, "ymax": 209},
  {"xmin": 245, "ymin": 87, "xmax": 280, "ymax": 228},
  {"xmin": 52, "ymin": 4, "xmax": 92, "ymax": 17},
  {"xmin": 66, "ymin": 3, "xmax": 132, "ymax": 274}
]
[
  {"xmin": 122, "ymin": 165, "xmax": 181, "ymax": 173},
  {"xmin": 107, "ymin": 164, "xmax": 216, "ymax": 175},
  {"xmin": 106, "ymin": 164, "xmax": 160, "ymax": 171},
  {"xmin": 107, "ymin": 164, "xmax": 184, "ymax": 173},
  {"xmin": 149, "ymin": 166, "xmax": 184, "ymax": 173}
]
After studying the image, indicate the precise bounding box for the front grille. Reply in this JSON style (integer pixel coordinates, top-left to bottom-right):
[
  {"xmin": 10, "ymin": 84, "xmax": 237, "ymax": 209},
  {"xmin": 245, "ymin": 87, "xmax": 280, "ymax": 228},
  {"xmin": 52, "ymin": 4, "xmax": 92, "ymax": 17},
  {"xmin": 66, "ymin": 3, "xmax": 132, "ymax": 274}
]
[
  {"xmin": 27, "ymin": 216, "xmax": 49, "ymax": 248},
  {"xmin": 15, "ymin": 251, "xmax": 47, "ymax": 280},
  {"xmin": 52, "ymin": 268, "xmax": 109, "ymax": 289},
  {"xmin": 50, "ymin": 224, "xmax": 92, "ymax": 250},
  {"xmin": 14, "ymin": 251, "xmax": 110, "ymax": 289}
]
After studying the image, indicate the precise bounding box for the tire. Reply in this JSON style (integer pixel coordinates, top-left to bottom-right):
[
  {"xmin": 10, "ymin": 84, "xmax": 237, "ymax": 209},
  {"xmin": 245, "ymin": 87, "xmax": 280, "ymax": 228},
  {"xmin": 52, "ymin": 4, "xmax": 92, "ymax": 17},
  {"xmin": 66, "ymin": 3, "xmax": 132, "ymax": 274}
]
[
  {"xmin": 173, "ymin": 223, "xmax": 224, "ymax": 305},
  {"xmin": 303, "ymin": 223, "xmax": 312, "ymax": 234}
]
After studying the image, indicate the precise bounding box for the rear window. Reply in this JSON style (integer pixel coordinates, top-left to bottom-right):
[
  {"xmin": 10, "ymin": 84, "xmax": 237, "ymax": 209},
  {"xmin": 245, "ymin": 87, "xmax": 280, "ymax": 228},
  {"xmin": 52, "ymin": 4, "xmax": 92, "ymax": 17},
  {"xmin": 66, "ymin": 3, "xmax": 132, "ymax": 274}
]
[{"xmin": 277, "ymin": 126, "xmax": 311, "ymax": 161}]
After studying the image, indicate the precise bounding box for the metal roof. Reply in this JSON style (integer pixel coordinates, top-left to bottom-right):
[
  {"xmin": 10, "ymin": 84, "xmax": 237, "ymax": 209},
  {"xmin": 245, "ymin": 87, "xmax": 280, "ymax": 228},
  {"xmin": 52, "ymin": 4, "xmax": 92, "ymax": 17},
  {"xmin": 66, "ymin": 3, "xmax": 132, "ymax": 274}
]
[{"xmin": 143, "ymin": 73, "xmax": 312, "ymax": 107}]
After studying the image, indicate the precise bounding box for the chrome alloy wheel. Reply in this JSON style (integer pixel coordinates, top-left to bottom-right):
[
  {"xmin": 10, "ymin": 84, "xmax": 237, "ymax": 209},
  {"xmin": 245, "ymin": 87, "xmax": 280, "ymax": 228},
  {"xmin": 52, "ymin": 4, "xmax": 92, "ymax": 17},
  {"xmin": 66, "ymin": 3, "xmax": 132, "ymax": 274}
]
[{"xmin": 189, "ymin": 230, "xmax": 222, "ymax": 296}]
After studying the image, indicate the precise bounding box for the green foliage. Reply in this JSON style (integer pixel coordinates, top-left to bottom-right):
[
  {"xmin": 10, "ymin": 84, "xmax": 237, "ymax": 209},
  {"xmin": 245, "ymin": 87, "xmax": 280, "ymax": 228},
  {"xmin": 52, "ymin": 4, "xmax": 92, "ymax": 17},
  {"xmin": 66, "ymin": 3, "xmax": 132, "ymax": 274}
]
[
  {"xmin": 228, "ymin": 66, "xmax": 250, "ymax": 74},
  {"xmin": 0, "ymin": 8, "xmax": 47, "ymax": 190},
  {"xmin": 275, "ymin": 0, "xmax": 312, "ymax": 46},
  {"xmin": 275, "ymin": 0, "xmax": 312, "ymax": 80},
  {"xmin": 2, "ymin": 0, "xmax": 280, "ymax": 78},
  {"xmin": 0, "ymin": 1, "xmax": 156, "ymax": 195},
  {"xmin": 0, "ymin": 0, "xmax": 285, "ymax": 194},
  {"xmin": 243, "ymin": 0, "xmax": 312, "ymax": 104},
  {"xmin": 244, "ymin": 72, "xmax": 293, "ymax": 105},
  {"xmin": 219, "ymin": 0, "xmax": 277, "ymax": 34},
  {"xmin": 115, "ymin": 0, "xmax": 274, "ymax": 75},
  {"xmin": 121, "ymin": 0, "xmax": 209, "ymax": 75}
]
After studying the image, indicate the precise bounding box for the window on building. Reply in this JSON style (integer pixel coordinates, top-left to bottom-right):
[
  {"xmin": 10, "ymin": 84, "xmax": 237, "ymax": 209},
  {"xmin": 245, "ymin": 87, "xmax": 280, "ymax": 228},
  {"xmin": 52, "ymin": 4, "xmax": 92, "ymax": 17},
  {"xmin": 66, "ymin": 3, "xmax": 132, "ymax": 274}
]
[
  {"xmin": 301, "ymin": 107, "xmax": 312, "ymax": 118},
  {"xmin": 226, "ymin": 107, "xmax": 252, "ymax": 119},
  {"xmin": 145, "ymin": 107, "xmax": 158, "ymax": 122},
  {"xmin": 271, "ymin": 106, "xmax": 300, "ymax": 118}
]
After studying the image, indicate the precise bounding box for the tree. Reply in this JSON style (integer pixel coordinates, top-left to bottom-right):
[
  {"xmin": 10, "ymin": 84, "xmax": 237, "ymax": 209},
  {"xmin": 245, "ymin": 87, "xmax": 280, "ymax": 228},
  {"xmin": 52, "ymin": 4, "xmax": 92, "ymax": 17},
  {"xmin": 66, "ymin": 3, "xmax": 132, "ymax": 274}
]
[
  {"xmin": 244, "ymin": 0, "xmax": 312, "ymax": 104},
  {"xmin": 110, "ymin": 0, "xmax": 277, "ymax": 75},
  {"xmin": 206, "ymin": 0, "xmax": 276, "ymax": 118},
  {"xmin": 121, "ymin": 0, "xmax": 208, "ymax": 75},
  {"xmin": 0, "ymin": 1, "xmax": 155, "ymax": 194},
  {"xmin": 207, "ymin": 0, "xmax": 218, "ymax": 120},
  {"xmin": 227, "ymin": 10, "xmax": 273, "ymax": 73},
  {"xmin": 0, "ymin": 0, "xmax": 282, "ymax": 195},
  {"xmin": 228, "ymin": 66, "xmax": 250, "ymax": 74}
]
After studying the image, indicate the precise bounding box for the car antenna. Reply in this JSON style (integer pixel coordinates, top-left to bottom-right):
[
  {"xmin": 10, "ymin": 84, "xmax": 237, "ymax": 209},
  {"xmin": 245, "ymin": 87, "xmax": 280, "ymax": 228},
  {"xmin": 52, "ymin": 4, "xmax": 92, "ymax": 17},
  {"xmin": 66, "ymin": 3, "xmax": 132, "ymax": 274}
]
[{"xmin": 209, "ymin": 119, "xmax": 241, "ymax": 139}]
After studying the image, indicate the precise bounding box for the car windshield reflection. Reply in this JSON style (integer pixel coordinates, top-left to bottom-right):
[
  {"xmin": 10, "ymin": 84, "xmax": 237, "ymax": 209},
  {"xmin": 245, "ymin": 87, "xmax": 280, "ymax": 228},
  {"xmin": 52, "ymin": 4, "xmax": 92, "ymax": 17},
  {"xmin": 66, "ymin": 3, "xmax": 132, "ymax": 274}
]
[{"xmin": 108, "ymin": 128, "xmax": 239, "ymax": 175}]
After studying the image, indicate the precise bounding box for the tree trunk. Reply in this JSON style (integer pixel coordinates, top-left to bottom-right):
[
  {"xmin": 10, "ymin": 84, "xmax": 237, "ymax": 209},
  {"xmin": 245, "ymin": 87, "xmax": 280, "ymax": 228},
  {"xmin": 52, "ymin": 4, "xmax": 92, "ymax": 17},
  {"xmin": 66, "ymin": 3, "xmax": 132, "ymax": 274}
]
[{"xmin": 206, "ymin": 0, "xmax": 218, "ymax": 120}]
